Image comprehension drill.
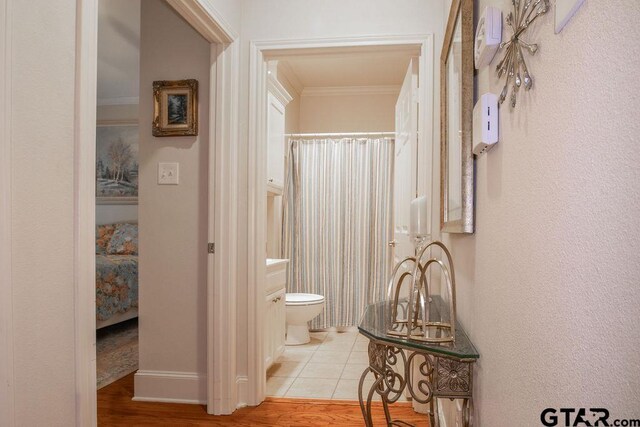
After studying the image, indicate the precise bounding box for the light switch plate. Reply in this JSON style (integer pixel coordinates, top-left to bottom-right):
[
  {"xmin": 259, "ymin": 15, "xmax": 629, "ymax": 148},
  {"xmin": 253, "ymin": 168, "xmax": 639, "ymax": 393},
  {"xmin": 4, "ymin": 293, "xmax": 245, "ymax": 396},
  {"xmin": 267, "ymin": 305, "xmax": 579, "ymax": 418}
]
[
  {"xmin": 158, "ymin": 162, "xmax": 179, "ymax": 185},
  {"xmin": 555, "ymin": 0, "xmax": 586, "ymax": 33}
]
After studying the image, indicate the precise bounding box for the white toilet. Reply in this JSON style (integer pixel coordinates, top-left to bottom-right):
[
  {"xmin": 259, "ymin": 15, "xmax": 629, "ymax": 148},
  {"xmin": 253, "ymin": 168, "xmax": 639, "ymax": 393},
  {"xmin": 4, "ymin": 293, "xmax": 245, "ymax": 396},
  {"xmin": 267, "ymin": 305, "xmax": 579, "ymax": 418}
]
[{"xmin": 285, "ymin": 293, "xmax": 325, "ymax": 345}]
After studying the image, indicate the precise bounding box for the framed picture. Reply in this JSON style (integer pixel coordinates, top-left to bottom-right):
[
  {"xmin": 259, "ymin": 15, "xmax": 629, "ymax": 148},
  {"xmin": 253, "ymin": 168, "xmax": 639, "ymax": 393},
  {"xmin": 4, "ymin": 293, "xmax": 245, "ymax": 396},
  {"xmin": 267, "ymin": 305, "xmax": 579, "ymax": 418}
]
[
  {"xmin": 96, "ymin": 124, "xmax": 139, "ymax": 204},
  {"xmin": 440, "ymin": 0, "xmax": 474, "ymax": 234},
  {"xmin": 152, "ymin": 79, "xmax": 198, "ymax": 137}
]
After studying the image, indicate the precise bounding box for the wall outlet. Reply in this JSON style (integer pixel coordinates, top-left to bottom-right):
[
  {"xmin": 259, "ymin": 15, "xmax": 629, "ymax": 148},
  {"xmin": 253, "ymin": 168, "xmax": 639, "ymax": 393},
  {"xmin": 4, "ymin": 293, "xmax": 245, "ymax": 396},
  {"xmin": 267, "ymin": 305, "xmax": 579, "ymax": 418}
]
[{"xmin": 158, "ymin": 162, "xmax": 179, "ymax": 185}]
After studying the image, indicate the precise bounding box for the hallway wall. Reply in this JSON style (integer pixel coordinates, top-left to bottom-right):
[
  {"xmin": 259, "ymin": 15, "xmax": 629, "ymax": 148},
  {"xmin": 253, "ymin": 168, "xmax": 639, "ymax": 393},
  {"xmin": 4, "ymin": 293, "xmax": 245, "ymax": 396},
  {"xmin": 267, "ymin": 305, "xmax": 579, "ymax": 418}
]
[
  {"xmin": 433, "ymin": 1, "xmax": 640, "ymax": 425},
  {"xmin": 135, "ymin": 0, "xmax": 211, "ymax": 403},
  {"xmin": 1, "ymin": 0, "xmax": 79, "ymax": 425}
]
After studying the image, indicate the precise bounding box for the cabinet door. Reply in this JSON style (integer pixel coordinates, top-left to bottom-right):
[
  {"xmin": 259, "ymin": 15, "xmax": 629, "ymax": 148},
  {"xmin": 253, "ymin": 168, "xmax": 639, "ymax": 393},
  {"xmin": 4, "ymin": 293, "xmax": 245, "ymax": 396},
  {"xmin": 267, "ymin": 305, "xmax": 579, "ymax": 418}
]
[
  {"xmin": 264, "ymin": 287, "xmax": 286, "ymax": 369},
  {"xmin": 264, "ymin": 293, "xmax": 275, "ymax": 369},
  {"xmin": 273, "ymin": 288, "xmax": 286, "ymax": 361},
  {"xmin": 267, "ymin": 93, "xmax": 286, "ymax": 187}
]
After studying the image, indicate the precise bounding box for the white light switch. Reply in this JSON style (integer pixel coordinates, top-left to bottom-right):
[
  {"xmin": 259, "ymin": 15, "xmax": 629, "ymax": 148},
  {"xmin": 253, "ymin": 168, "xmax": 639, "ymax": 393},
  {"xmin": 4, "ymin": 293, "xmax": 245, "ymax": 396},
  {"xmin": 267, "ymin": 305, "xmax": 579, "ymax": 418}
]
[{"xmin": 158, "ymin": 162, "xmax": 179, "ymax": 185}]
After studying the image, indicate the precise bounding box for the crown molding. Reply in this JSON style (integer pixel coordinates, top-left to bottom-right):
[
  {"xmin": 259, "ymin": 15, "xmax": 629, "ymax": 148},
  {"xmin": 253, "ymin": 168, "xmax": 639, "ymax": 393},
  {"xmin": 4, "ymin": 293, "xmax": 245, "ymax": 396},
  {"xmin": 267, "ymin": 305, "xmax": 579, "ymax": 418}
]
[
  {"xmin": 166, "ymin": 0, "xmax": 237, "ymax": 44},
  {"xmin": 301, "ymin": 85, "xmax": 401, "ymax": 97},
  {"xmin": 268, "ymin": 74, "xmax": 293, "ymax": 106}
]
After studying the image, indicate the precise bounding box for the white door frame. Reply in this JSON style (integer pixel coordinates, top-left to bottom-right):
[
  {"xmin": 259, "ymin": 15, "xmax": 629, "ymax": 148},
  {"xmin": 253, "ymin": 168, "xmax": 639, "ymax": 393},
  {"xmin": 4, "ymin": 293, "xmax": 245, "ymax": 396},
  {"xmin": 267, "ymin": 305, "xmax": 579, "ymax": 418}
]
[
  {"xmin": 247, "ymin": 34, "xmax": 434, "ymax": 405},
  {"xmin": 0, "ymin": 0, "xmax": 14, "ymax": 425},
  {"xmin": 72, "ymin": 0, "xmax": 240, "ymax": 424}
]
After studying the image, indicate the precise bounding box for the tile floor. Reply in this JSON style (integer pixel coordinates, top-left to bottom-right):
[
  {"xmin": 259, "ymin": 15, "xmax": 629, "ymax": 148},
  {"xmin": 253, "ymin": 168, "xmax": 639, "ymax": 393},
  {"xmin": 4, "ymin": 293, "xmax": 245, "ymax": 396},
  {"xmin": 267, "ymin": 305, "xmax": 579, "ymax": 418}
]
[{"xmin": 266, "ymin": 328, "xmax": 409, "ymax": 401}]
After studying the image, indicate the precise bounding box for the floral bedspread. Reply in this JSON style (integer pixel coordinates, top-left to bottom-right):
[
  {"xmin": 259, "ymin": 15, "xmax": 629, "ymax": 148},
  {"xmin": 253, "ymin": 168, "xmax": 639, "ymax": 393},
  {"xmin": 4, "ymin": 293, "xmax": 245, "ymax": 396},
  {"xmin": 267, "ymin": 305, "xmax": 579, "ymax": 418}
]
[{"xmin": 96, "ymin": 254, "xmax": 138, "ymax": 321}]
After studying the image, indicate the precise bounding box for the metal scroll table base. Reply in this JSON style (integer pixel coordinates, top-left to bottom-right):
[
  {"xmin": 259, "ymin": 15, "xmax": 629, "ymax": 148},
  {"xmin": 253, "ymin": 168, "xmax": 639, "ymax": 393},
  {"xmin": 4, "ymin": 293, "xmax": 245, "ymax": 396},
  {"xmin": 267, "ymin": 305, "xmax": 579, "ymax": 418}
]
[{"xmin": 358, "ymin": 340, "xmax": 475, "ymax": 427}]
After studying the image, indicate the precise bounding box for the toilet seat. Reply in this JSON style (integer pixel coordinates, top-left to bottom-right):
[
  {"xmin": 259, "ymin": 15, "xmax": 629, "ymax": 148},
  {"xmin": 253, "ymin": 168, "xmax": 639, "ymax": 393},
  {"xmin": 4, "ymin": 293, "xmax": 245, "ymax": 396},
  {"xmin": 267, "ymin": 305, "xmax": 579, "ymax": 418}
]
[{"xmin": 286, "ymin": 293, "xmax": 325, "ymax": 306}]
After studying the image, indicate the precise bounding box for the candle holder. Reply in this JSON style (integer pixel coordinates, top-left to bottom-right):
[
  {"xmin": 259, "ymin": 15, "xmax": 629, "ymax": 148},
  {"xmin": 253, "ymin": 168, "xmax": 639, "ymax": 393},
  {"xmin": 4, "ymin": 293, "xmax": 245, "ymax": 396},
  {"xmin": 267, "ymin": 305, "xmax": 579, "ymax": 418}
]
[{"xmin": 386, "ymin": 241, "xmax": 457, "ymax": 344}]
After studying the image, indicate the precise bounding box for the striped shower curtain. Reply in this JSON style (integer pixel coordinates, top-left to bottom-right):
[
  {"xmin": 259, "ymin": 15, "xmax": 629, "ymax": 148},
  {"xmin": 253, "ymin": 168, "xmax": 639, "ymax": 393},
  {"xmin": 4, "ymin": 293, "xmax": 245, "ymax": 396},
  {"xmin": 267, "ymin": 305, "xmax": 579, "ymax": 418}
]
[{"xmin": 282, "ymin": 137, "xmax": 394, "ymax": 329}]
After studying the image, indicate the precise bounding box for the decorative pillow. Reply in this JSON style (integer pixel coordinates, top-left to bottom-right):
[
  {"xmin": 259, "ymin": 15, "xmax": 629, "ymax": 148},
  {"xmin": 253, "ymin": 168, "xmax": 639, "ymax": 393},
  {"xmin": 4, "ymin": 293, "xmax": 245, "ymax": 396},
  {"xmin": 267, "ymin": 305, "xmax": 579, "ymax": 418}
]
[
  {"xmin": 96, "ymin": 224, "xmax": 116, "ymax": 255},
  {"xmin": 107, "ymin": 223, "xmax": 138, "ymax": 255}
]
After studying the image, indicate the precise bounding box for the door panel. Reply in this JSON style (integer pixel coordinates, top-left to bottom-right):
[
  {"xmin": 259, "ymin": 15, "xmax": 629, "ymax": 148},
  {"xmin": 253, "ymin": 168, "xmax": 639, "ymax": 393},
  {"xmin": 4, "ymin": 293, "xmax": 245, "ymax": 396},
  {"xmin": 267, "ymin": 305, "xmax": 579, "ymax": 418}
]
[{"xmin": 393, "ymin": 58, "xmax": 419, "ymax": 265}]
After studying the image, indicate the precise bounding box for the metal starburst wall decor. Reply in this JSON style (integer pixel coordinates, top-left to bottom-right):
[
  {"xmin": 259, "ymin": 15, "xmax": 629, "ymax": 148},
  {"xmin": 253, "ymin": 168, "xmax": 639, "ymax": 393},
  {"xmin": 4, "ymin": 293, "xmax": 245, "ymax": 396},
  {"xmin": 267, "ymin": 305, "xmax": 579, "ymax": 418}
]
[{"xmin": 496, "ymin": 0, "xmax": 549, "ymax": 107}]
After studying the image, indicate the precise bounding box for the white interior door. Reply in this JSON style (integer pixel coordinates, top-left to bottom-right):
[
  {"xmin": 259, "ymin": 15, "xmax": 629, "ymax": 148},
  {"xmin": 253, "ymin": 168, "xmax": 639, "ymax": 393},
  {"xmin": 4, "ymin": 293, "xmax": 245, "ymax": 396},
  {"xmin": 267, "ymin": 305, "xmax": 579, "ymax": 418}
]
[{"xmin": 392, "ymin": 58, "xmax": 419, "ymax": 265}]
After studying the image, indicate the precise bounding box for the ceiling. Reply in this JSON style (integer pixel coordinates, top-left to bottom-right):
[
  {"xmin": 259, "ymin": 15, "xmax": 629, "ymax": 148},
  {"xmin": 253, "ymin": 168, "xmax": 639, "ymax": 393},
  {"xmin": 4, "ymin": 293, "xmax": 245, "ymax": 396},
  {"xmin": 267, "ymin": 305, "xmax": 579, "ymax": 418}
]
[
  {"xmin": 97, "ymin": 0, "xmax": 141, "ymax": 103},
  {"xmin": 274, "ymin": 46, "xmax": 420, "ymax": 90}
]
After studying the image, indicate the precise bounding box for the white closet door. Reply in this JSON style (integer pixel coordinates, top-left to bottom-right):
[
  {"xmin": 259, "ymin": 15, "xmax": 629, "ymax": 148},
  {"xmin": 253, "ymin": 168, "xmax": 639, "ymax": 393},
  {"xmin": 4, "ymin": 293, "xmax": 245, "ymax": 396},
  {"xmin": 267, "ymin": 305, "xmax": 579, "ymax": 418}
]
[{"xmin": 392, "ymin": 58, "xmax": 419, "ymax": 265}]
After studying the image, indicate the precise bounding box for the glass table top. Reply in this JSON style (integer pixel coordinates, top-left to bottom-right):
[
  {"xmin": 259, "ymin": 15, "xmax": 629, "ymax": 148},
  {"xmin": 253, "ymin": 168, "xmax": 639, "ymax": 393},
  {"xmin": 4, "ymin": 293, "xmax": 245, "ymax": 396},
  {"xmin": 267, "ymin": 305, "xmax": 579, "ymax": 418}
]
[{"xmin": 358, "ymin": 297, "xmax": 479, "ymax": 360}]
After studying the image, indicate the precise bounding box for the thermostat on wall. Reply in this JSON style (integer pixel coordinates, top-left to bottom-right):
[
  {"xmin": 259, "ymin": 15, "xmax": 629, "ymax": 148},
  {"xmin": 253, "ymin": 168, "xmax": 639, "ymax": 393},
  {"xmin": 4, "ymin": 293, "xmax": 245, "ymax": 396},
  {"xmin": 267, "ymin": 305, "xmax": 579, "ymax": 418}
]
[
  {"xmin": 473, "ymin": 93, "xmax": 499, "ymax": 156},
  {"xmin": 474, "ymin": 6, "xmax": 502, "ymax": 69}
]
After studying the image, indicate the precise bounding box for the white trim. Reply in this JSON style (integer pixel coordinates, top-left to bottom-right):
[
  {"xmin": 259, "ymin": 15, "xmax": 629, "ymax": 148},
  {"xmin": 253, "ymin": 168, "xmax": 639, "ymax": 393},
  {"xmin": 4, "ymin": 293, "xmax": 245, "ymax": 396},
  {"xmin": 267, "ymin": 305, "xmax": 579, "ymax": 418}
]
[
  {"xmin": 263, "ymin": 39, "xmax": 422, "ymax": 58},
  {"xmin": 74, "ymin": 0, "xmax": 98, "ymax": 426},
  {"xmin": 0, "ymin": 0, "xmax": 14, "ymax": 424},
  {"xmin": 417, "ymin": 35, "xmax": 434, "ymax": 234},
  {"xmin": 301, "ymin": 85, "xmax": 401, "ymax": 97},
  {"xmin": 96, "ymin": 96, "xmax": 139, "ymax": 106},
  {"xmin": 165, "ymin": 0, "xmax": 237, "ymax": 44},
  {"xmin": 133, "ymin": 370, "xmax": 207, "ymax": 404},
  {"xmin": 236, "ymin": 375, "xmax": 249, "ymax": 408},
  {"xmin": 247, "ymin": 41, "xmax": 268, "ymax": 406},
  {"xmin": 207, "ymin": 40, "xmax": 240, "ymax": 415},
  {"xmin": 267, "ymin": 74, "xmax": 293, "ymax": 106},
  {"xmin": 247, "ymin": 34, "xmax": 434, "ymax": 407}
]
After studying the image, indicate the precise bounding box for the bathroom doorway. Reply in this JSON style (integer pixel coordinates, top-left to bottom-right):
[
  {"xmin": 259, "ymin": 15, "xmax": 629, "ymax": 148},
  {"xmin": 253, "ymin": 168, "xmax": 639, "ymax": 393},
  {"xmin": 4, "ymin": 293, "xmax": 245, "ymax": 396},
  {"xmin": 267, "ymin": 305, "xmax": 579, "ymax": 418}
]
[{"xmin": 253, "ymin": 38, "xmax": 434, "ymax": 402}]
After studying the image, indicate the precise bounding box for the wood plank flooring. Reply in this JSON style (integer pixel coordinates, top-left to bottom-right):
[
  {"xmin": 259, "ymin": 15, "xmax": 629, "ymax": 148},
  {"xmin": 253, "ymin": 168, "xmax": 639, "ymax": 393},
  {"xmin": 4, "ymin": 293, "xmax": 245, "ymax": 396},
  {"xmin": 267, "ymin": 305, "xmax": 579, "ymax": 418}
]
[{"xmin": 98, "ymin": 373, "xmax": 429, "ymax": 426}]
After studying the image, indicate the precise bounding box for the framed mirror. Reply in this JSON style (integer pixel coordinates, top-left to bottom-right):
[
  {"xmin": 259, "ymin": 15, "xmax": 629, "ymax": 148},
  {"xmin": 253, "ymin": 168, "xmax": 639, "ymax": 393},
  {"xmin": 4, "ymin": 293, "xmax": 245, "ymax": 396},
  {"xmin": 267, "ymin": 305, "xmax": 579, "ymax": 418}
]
[{"xmin": 440, "ymin": 0, "xmax": 474, "ymax": 234}]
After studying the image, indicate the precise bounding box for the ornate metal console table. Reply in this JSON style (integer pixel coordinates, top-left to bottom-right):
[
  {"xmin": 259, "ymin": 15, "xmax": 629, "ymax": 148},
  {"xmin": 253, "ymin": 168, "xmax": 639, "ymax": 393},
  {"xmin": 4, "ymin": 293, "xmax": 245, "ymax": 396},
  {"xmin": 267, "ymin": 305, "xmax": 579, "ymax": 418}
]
[{"xmin": 358, "ymin": 299, "xmax": 479, "ymax": 427}]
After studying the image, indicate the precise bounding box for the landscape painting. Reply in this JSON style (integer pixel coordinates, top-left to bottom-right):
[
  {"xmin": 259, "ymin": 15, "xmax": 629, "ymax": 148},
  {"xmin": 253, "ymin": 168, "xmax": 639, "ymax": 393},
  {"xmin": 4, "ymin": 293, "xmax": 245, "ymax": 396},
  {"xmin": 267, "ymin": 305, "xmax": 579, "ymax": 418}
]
[
  {"xmin": 96, "ymin": 125, "xmax": 139, "ymax": 202},
  {"xmin": 167, "ymin": 94, "xmax": 188, "ymax": 124}
]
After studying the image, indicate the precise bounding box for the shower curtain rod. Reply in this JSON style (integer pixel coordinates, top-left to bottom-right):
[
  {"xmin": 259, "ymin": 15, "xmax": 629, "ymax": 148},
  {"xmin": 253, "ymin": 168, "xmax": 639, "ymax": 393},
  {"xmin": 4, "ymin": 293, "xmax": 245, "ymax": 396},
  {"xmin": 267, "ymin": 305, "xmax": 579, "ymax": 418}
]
[{"xmin": 284, "ymin": 132, "xmax": 395, "ymax": 137}]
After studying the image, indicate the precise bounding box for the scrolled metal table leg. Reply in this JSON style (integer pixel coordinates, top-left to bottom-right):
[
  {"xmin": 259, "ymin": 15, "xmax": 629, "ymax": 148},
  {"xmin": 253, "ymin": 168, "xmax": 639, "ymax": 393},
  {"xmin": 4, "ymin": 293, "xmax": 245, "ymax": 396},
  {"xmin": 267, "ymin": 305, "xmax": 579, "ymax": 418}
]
[
  {"xmin": 462, "ymin": 398, "xmax": 474, "ymax": 427},
  {"xmin": 358, "ymin": 367, "xmax": 376, "ymax": 427}
]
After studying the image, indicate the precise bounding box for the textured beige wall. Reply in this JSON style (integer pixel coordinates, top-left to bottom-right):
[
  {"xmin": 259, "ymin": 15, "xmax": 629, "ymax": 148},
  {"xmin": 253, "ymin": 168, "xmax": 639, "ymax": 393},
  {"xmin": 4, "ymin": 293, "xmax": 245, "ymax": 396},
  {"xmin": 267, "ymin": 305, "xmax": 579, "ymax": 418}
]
[
  {"xmin": 137, "ymin": 0, "xmax": 210, "ymax": 376},
  {"xmin": 434, "ymin": 0, "xmax": 640, "ymax": 425},
  {"xmin": 299, "ymin": 93, "xmax": 397, "ymax": 133},
  {"xmin": 7, "ymin": 0, "xmax": 78, "ymax": 424}
]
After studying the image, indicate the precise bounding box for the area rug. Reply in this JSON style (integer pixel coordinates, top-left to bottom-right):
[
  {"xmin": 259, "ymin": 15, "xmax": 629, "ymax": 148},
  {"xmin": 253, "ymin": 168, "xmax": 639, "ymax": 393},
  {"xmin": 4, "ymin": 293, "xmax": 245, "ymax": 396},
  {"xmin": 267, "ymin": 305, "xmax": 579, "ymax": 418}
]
[{"xmin": 97, "ymin": 318, "xmax": 138, "ymax": 389}]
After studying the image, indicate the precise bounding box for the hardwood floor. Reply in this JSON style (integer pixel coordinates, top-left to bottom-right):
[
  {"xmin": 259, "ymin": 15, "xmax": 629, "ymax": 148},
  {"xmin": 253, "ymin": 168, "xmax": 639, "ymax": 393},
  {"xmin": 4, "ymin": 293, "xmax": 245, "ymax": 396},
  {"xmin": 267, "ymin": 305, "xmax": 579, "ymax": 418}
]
[{"xmin": 98, "ymin": 373, "xmax": 429, "ymax": 426}]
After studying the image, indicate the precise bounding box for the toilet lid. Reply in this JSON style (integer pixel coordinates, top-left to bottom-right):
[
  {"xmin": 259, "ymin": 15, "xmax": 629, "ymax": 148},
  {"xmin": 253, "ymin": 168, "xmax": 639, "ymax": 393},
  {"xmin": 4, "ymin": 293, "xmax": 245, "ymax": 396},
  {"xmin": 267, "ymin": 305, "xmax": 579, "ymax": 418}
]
[{"xmin": 286, "ymin": 293, "xmax": 325, "ymax": 305}]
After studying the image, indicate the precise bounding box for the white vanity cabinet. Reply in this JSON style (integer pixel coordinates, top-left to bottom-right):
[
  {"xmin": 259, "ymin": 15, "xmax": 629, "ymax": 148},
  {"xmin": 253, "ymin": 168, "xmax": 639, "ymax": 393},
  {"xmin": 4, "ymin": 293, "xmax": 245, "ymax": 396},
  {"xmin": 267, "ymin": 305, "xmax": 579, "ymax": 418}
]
[
  {"xmin": 267, "ymin": 92, "xmax": 286, "ymax": 191},
  {"xmin": 265, "ymin": 259, "xmax": 288, "ymax": 369}
]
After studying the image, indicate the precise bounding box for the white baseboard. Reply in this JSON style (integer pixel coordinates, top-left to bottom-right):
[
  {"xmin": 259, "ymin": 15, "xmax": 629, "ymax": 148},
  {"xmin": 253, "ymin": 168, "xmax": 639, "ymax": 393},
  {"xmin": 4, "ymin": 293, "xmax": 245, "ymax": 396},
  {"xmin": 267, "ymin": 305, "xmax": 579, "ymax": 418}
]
[
  {"xmin": 236, "ymin": 375, "xmax": 248, "ymax": 408},
  {"xmin": 133, "ymin": 370, "xmax": 206, "ymax": 404}
]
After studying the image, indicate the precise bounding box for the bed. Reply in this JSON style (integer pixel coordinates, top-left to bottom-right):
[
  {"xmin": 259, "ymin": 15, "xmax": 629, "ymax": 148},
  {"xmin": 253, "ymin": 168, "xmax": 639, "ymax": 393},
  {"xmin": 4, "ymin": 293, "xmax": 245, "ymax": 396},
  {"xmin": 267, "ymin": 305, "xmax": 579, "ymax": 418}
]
[{"xmin": 96, "ymin": 223, "xmax": 139, "ymax": 329}]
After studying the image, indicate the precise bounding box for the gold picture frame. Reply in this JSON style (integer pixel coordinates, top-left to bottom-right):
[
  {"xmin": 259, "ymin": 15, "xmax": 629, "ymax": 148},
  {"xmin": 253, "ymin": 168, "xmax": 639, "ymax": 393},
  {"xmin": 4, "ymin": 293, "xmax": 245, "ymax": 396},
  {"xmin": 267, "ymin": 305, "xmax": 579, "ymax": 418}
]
[
  {"xmin": 152, "ymin": 79, "xmax": 198, "ymax": 137},
  {"xmin": 440, "ymin": 0, "xmax": 474, "ymax": 234}
]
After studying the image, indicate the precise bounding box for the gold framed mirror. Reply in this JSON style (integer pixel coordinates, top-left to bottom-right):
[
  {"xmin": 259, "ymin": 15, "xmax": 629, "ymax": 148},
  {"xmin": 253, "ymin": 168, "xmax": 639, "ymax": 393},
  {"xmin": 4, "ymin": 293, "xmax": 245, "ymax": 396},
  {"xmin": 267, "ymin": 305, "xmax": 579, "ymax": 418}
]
[{"xmin": 440, "ymin": 0, "xmax": 474, "ymax": 234}]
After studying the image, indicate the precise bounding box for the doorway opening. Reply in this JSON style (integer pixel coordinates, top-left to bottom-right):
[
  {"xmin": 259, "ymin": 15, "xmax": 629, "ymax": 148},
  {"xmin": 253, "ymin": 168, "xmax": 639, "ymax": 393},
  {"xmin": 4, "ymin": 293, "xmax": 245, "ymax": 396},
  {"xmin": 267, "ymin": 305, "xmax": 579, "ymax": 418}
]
[
  {"xmin": 253, "ymin": 40, "xmax": 433, "ymax": 402},
  {"xmin": 95, "ymin": 0, "xmax": 141, "ymax": 390}
]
